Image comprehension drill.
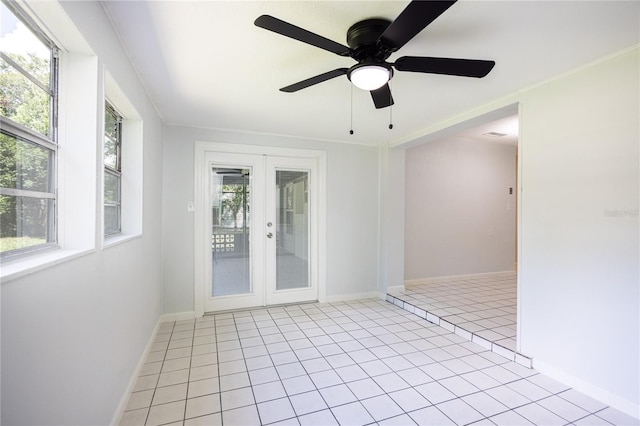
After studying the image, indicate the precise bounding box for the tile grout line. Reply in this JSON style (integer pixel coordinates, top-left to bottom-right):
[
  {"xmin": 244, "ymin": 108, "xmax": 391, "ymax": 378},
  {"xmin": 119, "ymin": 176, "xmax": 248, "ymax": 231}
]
[
  {"xmin": 243, "ymin": 312, "xmax": 264, "ymax": 426},
  {"xmin": 144, "ymin": 321, "xmax": 173, "ymax": 426},
  {"xmin": 180, "ymin": 319, "xmax": 195, "ymax": 424}
]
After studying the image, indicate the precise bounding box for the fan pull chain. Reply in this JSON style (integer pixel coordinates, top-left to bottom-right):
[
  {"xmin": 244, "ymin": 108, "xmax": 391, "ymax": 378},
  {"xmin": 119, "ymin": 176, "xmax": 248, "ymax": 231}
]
[
  {"xmin": 349, "ymin": 83, "xmax": 354, "ymax": 135},
  {"xmin": 388, "ymin": 80, "xmax": 394, "ymax": 130}
]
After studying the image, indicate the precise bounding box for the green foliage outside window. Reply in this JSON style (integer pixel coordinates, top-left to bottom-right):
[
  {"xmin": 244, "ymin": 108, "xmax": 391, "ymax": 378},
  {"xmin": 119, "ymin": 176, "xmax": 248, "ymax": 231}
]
[
  {"xmin": 221, "ymin": 183, "xmax": 249, "ymax": 229},
  {"xmin": 0, "ymin": 53, "xmax": 50, "ymax": 136},
  {"xmin": 0, "ymin": 1, "xmax": 55, "ymax": 254}
]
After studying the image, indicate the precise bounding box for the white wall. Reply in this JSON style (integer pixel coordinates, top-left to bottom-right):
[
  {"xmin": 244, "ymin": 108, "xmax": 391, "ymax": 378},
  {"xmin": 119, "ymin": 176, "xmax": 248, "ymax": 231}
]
[
  {"xmin": 161, "ymin": 127, "xmax": 381, "ymax": 314},
  {"xmin": 390, "ymin": 46, "xmax": 639, "ymax": 416},
  {"xmin": 518, "ymin": 47, "xmax": 639, "ymax": 416},
  {"xmin": 378, "ymin": 146, "xmax": 406, "ymax": 292},
  {"xmin": 405, "ymin": 137, "xmax": 517, "ymax": 279},
  {"xmin": 1, "ymin": 2, "xmax": 164, "ymax": 425}
]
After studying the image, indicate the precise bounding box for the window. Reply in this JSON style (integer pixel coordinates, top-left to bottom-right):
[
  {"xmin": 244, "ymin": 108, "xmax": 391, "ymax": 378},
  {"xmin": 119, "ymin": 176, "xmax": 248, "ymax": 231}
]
[
  {"xmin": 104, "ymin": 102, "xmax": 122, "ymax": 236},
  {"xmin": 103, "ymin": 72, "xmax": 143, "ymax": 243},
  {"xmin": 0, "ymin": 0, "xmax": 58, "ymax": 258}
]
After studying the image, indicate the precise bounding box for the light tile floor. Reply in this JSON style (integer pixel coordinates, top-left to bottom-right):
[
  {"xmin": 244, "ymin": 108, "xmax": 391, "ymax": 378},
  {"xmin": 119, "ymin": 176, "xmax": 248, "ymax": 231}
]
[
  {"xmin": 388, "ymin": 272, "xmax": 526, "ymax": 362},
  {"xmin": 120, "ymin": 299, "xmax": 639, "ymax": 426}
]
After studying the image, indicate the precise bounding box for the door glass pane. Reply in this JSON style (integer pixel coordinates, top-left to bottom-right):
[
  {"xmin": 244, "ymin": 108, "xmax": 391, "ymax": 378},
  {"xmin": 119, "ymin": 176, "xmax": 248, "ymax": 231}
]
[
  {"xmin": 275, "ymin": 170, "xmax": 309, "ymax": 290},
  {"xmin": 211, "ymin": 167, "xmax": 251, "ymax": 297}
]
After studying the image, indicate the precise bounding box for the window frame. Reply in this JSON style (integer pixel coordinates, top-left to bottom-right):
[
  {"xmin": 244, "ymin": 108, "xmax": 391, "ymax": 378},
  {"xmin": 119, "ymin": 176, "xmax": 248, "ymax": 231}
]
[
  {"xmin": 0, "ymin": 0, "xmax": 59, "ymax": 260},
  {"xmin": 104, "ymin": 101, "xmax": 123, "ymax": 237}
]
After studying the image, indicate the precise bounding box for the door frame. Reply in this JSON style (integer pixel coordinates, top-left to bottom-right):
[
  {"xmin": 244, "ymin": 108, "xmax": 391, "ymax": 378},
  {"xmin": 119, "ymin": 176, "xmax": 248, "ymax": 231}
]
[{"xmin": 194, "ymin": 141, "xmax": 327, "ymax": 316}]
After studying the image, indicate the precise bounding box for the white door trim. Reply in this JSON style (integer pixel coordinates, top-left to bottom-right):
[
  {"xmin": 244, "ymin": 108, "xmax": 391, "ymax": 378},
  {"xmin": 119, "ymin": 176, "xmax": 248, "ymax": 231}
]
[{"xmin": 194, "ymin": 141, "xmax": 327, "ymax": 316}]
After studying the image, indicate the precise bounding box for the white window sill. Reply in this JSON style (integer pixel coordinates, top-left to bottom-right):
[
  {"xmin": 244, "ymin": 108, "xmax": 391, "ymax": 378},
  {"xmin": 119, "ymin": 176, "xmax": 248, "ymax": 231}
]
[
  {"xmin": 104, "ymin": 233, "xmax": 142, "ymax": 248},
  {"xmin": 0, "ymin": 248, "xmax": 95, "ymax": 283}
]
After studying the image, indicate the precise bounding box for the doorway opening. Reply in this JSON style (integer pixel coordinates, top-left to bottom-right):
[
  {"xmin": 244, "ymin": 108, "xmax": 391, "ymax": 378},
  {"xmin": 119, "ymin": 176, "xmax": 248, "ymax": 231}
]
[{"xmin": 396, "ymin": 106, "xmax": 525, "ymax": 362}]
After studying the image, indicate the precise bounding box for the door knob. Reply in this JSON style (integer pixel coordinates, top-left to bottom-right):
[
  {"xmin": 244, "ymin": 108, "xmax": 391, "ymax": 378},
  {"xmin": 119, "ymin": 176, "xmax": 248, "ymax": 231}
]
[{"xmin": 267, "ymin": 232, "xmax": 273, "ymax": 239}]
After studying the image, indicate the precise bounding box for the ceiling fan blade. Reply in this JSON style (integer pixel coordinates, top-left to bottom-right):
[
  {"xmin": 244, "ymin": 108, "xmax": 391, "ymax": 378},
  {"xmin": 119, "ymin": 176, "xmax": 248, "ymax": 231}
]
[
  {"xmin": 394, "ymin": 56, "xmax": 495, "ymax": 78},
  {"xmin": 255, "ymin": 15, "xmax": 351, "ymax": 56},
  {"xmin": 370, "ymin": 84, "xmax": 394, "ymax": 109},
  {"xmin": 379, "ymin": 1, "xmax": 457, "ymax": 52},
  {"xmin": 280, "ymin": 68, "xmax": 349, "ymax": 93}
]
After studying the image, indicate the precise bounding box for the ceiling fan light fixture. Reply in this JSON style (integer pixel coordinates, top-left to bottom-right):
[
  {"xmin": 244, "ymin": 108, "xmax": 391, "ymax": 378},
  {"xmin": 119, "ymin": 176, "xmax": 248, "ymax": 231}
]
[{"xmin": 349, "ymin": 64, "xmax": 390, "ymax": 91}]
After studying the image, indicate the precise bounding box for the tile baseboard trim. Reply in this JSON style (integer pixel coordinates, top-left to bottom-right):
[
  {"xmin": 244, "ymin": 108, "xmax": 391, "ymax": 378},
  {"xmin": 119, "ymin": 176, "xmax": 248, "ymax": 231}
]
[
  {"xmin": 385, "ymin": 293, "xmax": 532, "ymax": 368},
  {"xmin": 515, "ymin": 353, "xmax": 532, "ymax": 368},
  {"xmin": 533, "ymin": 359, "xmax": 640, "ymax": 420},
  {"xmin": 110, "ymin": 317, "xmax": 163, "ymax": 426},
  {"xmin": 492, "ymin": 341, "xmax": 516, "ymax": 361},
  {"xmin": 404, "ymin": 270, "xmax": 515, "ymax": 286}
]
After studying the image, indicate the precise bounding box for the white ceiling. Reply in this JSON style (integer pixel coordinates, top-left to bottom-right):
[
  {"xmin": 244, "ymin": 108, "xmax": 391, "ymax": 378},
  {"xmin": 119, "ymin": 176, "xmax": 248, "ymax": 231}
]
[
  {"xmin": 457, "ymin": 114, "xmax": 518, "ymax": 146},
  {"xmin": 102, "ymin": 1, "xmax": 639, "ymax": 146}
]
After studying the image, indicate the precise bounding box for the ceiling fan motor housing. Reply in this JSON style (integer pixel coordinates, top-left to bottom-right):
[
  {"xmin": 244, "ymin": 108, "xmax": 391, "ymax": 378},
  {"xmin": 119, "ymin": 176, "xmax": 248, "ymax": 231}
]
[{"xmin": 347, "ymin": 19, "xmax": 393, "ymax": 62}]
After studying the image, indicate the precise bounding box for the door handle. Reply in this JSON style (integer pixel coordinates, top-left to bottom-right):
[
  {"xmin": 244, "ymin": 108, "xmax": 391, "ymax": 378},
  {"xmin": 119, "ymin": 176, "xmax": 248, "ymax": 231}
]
[{"xmin": 267, "ymin": 232, "xmax": 273, "ymax": 239}]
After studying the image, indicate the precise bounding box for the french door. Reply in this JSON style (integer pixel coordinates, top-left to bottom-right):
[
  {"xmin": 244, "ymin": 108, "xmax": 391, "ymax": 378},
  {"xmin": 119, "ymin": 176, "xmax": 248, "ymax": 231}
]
[{"xmin": 195, "ymin": 146, "xmax": 322, "ymax": 313}]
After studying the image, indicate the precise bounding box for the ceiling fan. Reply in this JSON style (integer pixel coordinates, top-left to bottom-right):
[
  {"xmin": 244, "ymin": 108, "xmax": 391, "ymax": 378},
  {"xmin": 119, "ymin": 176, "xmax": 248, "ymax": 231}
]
[{"xmin": 255, "ymin": 0, "xmax": 495, "ymax": 109}]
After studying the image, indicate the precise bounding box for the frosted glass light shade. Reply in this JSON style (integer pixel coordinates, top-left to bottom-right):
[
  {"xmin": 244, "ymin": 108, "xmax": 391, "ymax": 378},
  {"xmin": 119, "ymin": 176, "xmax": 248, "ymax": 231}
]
[{"xmin": 350, "ymin": 65, "xmax": 390, "ymax": 91}]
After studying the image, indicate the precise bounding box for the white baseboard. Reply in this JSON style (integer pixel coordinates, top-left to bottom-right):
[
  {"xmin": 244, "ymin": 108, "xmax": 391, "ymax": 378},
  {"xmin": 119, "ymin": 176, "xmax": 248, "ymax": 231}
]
[
  {"xmin": 375, "ymin": 291, "xmax": 391, "ymax": 300},
  {"xmin": 533, "ymin": 359, "xmax": 640, "ymax": 420},
  {"xmin": 405, "ymin": 270, "xmax": 515, "ymax": 286},
  {"xmin": 325, "ymin": 292, "xmax": 381, "ymax": 303},
  {"xmin": 110, "ymin": 319, "xmax": 162, "ymax": 426},
  {"xmin": 160, "ymin": 311, "xmax": 198, "ymax": 322},
  {"xmin": 386, "ymin": 285, "xmax": 405, "ymax": 294}
]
